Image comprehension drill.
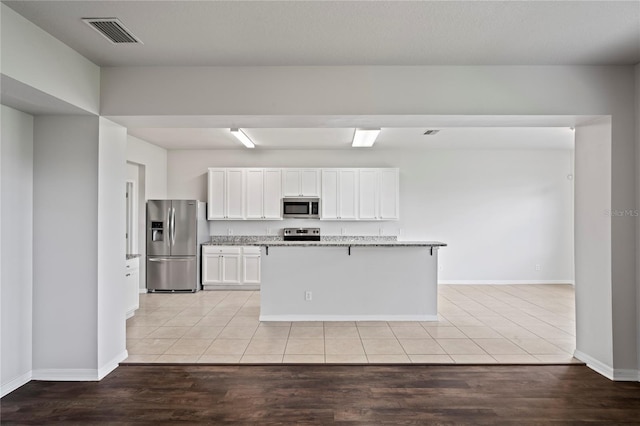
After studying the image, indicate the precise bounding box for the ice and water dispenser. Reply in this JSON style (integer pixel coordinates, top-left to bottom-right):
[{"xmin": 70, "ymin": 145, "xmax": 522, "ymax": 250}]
[{"xmin": 151, "ymin": 221, "xmax": 164, "ymax": 242}]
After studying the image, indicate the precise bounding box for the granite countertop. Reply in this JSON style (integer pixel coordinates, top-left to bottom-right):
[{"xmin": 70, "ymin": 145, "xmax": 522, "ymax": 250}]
[
  {"xmin": 126, "ymin": 254, "xmax": 142, "ymax": 260},
  {"xmin": 204, "ymin": 236, "xmax": 446, "ymax": 248}
]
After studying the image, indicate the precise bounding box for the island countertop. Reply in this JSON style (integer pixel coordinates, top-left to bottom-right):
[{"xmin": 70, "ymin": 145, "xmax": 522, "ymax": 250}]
[{"xmin": 203, "ymin": 236, "xmax": 446, "ymax": 248}]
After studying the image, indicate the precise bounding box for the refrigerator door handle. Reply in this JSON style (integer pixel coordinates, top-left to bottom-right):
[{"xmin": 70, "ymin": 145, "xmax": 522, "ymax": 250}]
[
  {"xmin": 171, "ymin": 207, "xmax": 176, "ymax": 246},
  {"xmin": 148, "ymin": 257, "xmax": 193, "ymax": 262},
  {"xmin": 166, "ymin": 207, "xmax": 172, "ymax": 248}
]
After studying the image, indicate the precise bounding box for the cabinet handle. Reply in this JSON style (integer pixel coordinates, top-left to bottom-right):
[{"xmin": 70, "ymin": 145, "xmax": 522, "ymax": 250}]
[{"xmin": 126, "ymin": 273, "xmax": 131, "ymax": 277}]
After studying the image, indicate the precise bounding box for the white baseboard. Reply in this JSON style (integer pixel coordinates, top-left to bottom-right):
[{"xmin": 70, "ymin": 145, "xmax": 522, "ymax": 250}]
[
  {"xmin": 139, "ymin": 288, "xmax": 147, "ymax": 294},
  {"xmin": 1, "ymin": 370, "xmax": 32, "ymax": 398},
  {"xmin": 573, "ymin": 350, "xmax": 615, "ymax": 380},
  {"xmin": 32, "ymin": 350, "xmax": 128, "ymax": 382},
  {"xmin": 98, "ymin": 350, "xmax": 128, "ymax": 380},
  {"xmin": 203, "ymin": 285, "xmax": 260, "ymax": 291},
  {"xmin": 612, "ymin": 368, "xmax": 640, "ymax": 382},
  {"xmin": 259, "ymin": 314, "xmax": 439, "ymax": 322},
  {"xmin": 32, "ymin": 368, "xmax": 102, "ymax": 381},
  {"xmin": 439, "ymin": 280, "xmax": 575, "ymax": 285}
]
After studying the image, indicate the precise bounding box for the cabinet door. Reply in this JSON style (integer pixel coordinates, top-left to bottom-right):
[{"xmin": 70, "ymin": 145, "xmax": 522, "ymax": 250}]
[
  {"xmin": 379, "ymin": 168, "xmax": 399, "ymax": 220},
  {"xmin": 359, "ymin": 169, "xmax": 378, "ymax": 220},
  {"xmin": 202, "ymin": 253, "xmax": 222, "ymax": 284},
  {"xmin": 321, "ymin": 169, "xmax": 339, "ymax": 219},
  {"xmin": 300, "ymin": 169, "xmax": 320, "ymax": 196},
  {"xmin": 243, "ymin": 253, "xmax": 261, "ymax": 284},
  {"xmin": 208, "ymin": 169, "xmax": 226, "ymax": 219},
  {"xmin": 245, "ymin": 169, "xmax": 264, "ymax": 219},
  {"xmin": 338, "ymin": 169, "xmax": 358, "ymax": 220},
  {"xmin": 263, "ymin": 169, "xmax": 283, "ymax": 219},
  {"xmin": 283, "ymin": 169, "xmax": 301, "ymax": 196},
  {"xmin": 226, "ymin": 169, "xmax": 245, "ymax": 219},
  {"xmin": 221, "ymin": 254, "xmax": 242, "ymax": 284},
  {"xmin": 126, "ymin": 269, "xmax": 139, "ymax": 315}
]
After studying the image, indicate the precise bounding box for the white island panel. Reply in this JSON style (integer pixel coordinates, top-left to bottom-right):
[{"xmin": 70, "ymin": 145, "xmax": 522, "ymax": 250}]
[{"xmin": 259, "ymin": 245, "xmax": 438, "ymax": 321}]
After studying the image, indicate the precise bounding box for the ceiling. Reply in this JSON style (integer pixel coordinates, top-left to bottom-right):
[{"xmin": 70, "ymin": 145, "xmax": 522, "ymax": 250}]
[
  {"xmin": 128, "ymin": 127, "xmax": 575, "ymax": 151},
  {"xmin": 3, "ymin": 1, "xmax": 621, "ymax": 150},
  {"xmin": 5, "ymin": 1, "xmax": 640, "ymax": 67}
]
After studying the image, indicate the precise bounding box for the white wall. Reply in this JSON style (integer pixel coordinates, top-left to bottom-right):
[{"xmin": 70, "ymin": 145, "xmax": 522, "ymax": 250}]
[
  {"xmin": 127, "ymin": 135, "xmax": 167, "ymax": 200},
  {"xmin": 574, "ymin": 117, "xmax": 614, "ymax": 374},
  {"xmin": 636, "ymin": 63, "xmax": 640, "ymax": 377},
  {"xmin": 0, "ymin": 105, "xmax": 33, "ymax": 396},
  {"xmin": 33, "ymin": 116, "xmax": 99, "ymax": 373},
  {"xmin": 167, "ymin": 146, "xmax": 575, "ymax": 283},
  {"xmin": 0, "ymin": 4, "xmax": 100, "ymax": 114},
  {"xmin": 96, "ymin": 118, "xmax": 128, "ymax": 376}
]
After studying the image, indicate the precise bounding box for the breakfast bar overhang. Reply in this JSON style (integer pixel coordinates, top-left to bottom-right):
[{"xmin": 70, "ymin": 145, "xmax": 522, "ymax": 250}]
[{"xmin": 258, "ymin": 241, "xmax": 447, "ymax": 322}]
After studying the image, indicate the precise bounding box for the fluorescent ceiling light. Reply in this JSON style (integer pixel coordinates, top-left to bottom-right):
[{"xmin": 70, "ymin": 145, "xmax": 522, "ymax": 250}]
[
  {"xmin": 352, "ymin": 128, "xmax": 381, "ymax": 148},
  {"xmin": 230, "ymin": 128, "xmax": 255, "ymax": 148}
]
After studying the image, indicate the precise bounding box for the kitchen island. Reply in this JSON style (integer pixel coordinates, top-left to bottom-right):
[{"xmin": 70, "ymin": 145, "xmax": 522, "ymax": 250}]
[{"xmin": 206, "ymin": 237, "xmax": 446, "ymax": 322}]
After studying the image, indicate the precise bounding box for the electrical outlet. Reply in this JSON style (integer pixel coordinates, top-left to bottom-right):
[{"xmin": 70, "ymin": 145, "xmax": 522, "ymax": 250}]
[
  {"xmin": 439, "ymin": 265, "xmax": 443, "ymax": 271},
  {"xmin": 341, "ymin": 228, "xmax": 346, "ymax": 235},
  {"xmin": 228, "ymin": 228, "xmax": 233, "ymax": 236},
  {"xmin": 267, "ymin": 228, "xmax": 272, "ymax": 235},
  {"xmin": 305, "ymin": 291, "xmax": 312, "ymax": 301},
  {"xmin": 379, "ymin": 228, "xmax": 384, "ymax": 236},
  {"xmin": 535, "ymin": 264, "xmax": 541, "ymax": 271}
]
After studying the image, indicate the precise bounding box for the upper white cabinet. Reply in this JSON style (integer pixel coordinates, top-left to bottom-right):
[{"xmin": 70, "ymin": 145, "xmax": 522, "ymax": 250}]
[
  {"xmin": 208, "ymin": 167, "xmax": 398, "ymax": 221},
  {"xmin": 207, "ymin": 168, "xmax": 245, "ymax": 220},
  {"xmin": 321, "ymin": 169, "xmax": 358, "ymax": 220},
  {"xmin": 358, "ymin": 168, "xmax": 399, "ymax": 220},
  {"xmin": 378, "ymin": 168, "xmax": 400, "ymax": 220},
  {"xmin": 283, "ymin": 169, "xmax": 320, "ymax": 197},
  {"xmin": 263, "ymin": 169, "xmax": 283, "ymax": 219},
  {"xmin": 246, "ymin": 168, "xmax": 282, "ymax": 220}
]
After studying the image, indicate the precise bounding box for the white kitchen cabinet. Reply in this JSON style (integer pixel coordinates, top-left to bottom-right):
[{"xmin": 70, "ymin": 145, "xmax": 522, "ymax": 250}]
[
  {"xmin": 246, "ymin": 168, "xmax": 282, "ymax": 220},
  {"xmin": 242, "ymin": 246, "xmax": 261, "ymax": 284},
  {"xmin": 358, "ymin": 168, "xmax": 400, "ymax": 220},
  {"xmin": 321, "ymin": 169, "xmax": 358, "ymax": 220},
  {"xmin": 245, "ymin": 169, "xmax": 265, "ymax": 219},
  {"xmin": 283, "ymin": 169, "xmax": 320, "ymax": 197},
  {"xmin": 202, "ymin": 246, "xmax": 242, "ymax": 285},
  {"xmin": 378, "ymin": 168, "xmax": 400, "ymax": 220},
  {"xmin": 125, "ymin": 257, "xmax": 140, "ymax": 319},
  {"xmin": 358, "ymin": 169, "xmax": 378, "ymax": 220},
  {"xmin": 207, "ymin": 168, "xmax": 245, "ymax": 220}
]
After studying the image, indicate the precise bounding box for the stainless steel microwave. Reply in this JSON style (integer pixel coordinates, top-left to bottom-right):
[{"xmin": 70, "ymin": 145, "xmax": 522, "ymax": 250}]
[{"xmin": 282, "ymin": 197, "xmax": 320, "ymax": 219}]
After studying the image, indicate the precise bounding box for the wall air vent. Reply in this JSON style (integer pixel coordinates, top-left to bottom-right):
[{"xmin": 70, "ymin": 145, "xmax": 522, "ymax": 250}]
[
  {"xmin": 82, "ymin": 18, "xmax": 142, "ymax": 44},
  {"xmin": 423, "ymin": 130, "xmax": 440, "ymax": 136}
]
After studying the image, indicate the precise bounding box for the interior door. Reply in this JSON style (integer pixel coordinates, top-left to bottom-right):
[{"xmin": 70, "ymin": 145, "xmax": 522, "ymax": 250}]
[
  {"xmin": 171, "ymin": 200, "xmax": 197, "ymax": 256},
  {"xmin": 147, "ymin": 200, "xmax": 171, "ymax": 256}
]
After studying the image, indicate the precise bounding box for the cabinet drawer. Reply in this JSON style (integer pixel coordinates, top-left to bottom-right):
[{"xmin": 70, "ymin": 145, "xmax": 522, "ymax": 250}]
[
  {"xmin": 242, "ymin": 246, "xmax": 261, "ymax": 255},
  {"xmin": 125, "ymin": 258, "xmax": 140, "ymax": 271},
  {"xmin": 203, "ymin": 246, "xmax": 242, "ymax": 255}
]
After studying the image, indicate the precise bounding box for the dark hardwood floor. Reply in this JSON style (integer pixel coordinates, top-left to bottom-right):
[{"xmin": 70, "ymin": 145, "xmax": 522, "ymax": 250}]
[{"xmin": 2, "ymin": 365, "xmax": 640, "ymax": 424}]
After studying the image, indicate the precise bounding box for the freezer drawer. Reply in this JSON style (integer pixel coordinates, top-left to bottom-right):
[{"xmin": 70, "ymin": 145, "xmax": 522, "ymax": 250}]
[{"xmin": 147, "ymin": 256, "xmax": 198, "ymax": 292}]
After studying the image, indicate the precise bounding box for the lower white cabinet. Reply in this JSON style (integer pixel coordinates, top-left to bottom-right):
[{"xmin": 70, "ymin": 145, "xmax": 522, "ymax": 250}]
[
  {"xmin": 125, "ymin": 257, "xmax": 140, "ymax": 319},
  {"xmin": 202, "ymin": 246, "xmax": 261, "ymax": 289}
]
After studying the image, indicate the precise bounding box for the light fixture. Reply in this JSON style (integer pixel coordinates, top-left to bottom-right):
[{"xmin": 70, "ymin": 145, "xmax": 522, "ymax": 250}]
[
  {"xmin": 352, "ymin": 128, "xmax": 381, "ymax": 148},
  {"xmin": 230, "ymin": 128, "xmax": 255, "ymax": 148}
]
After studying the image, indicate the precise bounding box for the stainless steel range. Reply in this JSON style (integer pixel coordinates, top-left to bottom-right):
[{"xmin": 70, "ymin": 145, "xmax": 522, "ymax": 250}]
[{"xmin": 283, "ymin": 227, "xmax": 320, "ymax": 241}]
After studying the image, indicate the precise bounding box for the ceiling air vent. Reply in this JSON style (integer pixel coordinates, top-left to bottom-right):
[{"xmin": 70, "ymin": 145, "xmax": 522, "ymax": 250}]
[
  {"xmin": 423, "ymin": 129, "xmax": 440, "ymax": 136},
  {"xmin": 82, "ymin": 18, "xmax": 142, "ymax": 44}
]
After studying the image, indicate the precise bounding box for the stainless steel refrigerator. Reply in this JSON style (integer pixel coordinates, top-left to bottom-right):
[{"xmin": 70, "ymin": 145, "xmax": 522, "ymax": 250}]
[{"xmin": 146, "ymin": 200, "xmax": 208, "ymax": 292}]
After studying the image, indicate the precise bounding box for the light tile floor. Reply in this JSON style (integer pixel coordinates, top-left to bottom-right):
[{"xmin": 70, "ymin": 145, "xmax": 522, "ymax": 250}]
[{"xmin": 125, "ymin": 284, "xmax": 579, "ymax": 364}]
